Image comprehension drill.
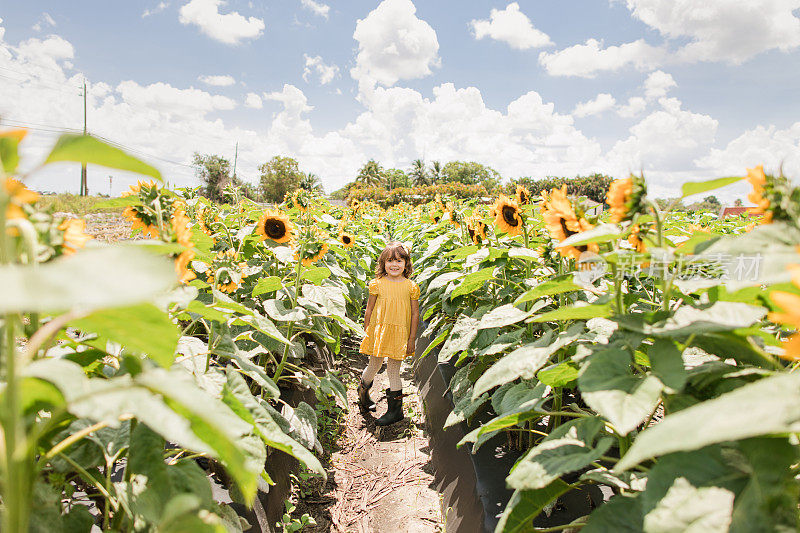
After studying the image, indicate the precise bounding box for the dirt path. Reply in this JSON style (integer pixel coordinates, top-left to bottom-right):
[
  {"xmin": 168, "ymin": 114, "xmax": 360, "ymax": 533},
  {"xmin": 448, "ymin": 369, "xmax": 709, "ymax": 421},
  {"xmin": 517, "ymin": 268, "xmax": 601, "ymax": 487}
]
[
  {"xmin": 57, "ymin": 211, "xmax": 139, "ymax": 243},
  {"xmin": 297, "ymin": 346, "xmax": 444, "ymax": 533}
]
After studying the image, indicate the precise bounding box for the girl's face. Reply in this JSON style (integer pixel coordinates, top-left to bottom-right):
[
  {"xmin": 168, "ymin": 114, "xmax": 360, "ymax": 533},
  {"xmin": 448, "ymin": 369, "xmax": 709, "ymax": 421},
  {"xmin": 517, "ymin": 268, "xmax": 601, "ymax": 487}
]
[{"xmin": 385, "ymin": 256, "xmax": 406, "ymax": 277}]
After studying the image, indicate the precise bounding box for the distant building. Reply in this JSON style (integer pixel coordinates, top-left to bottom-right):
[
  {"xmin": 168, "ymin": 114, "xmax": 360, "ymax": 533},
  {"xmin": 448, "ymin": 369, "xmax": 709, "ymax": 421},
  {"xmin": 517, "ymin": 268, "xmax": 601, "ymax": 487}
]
[{"xmin": 718, "ymin": 206, "xmax": 756, "ymax": 218}]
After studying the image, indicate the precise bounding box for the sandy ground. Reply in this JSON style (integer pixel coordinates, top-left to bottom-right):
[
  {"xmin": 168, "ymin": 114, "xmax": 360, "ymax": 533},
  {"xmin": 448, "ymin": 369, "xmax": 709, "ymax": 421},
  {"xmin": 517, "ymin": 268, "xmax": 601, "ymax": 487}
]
[{"xmin": 296, "ymin": 347, "xmax": 444, "ymax": 533}]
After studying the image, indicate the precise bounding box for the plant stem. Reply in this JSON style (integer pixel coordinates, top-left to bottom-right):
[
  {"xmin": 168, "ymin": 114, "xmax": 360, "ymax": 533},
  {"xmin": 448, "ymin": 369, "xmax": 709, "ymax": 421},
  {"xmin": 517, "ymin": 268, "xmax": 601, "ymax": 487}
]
[{"xmin": 272, "ymin": 240, "xmax": 306, "ymax": 383}]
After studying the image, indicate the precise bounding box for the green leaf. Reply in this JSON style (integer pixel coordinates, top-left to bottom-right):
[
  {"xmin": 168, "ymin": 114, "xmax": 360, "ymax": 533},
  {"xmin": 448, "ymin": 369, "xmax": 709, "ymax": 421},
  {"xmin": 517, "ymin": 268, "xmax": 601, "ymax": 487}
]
[
  {"xmin": 232, "ymin": 313, "xmax": 291, "ymax": 345},
  {"xmin": 507, "ymin": 418, "xmax": 613, "ymax": 490},
  {"xmin": 71, "ymin": 303, "xmax": 179, "ymax": 368},
  {"xmin": 252, "ymin": 276, "xmax": 283, "ymax": 296},
  {"xmin": 582, "ymin": 494, "xmax": 643, "ymax": 532},
  {"xmin": 478, "ymin": 303, "xmax": 541, "ymax": 329},
  {"xmin": 495, "ymin": 481, "xmax": 571, "ymax": 533},
  {"xmin": 578, "ymin": 346, "xmax": 663, "ymax": 436},
  {"xmin": 302, "ymin": 283, "xmax": 347, "ymax": 317},
  {"xmin": 0, "ymin": 247, "xmax": 176, "ymax": 313},
  {"xmin": 438, "ymin": 314, "xmax": 480, "ymax": 363},
  {"xmin": 451, "ymin": 267, "xmax": 496, "ymax": 298},
  {"xmin": 537, "ymin": 361, "xmax": 579, "ymax": 388},
  {"xmin": 44, "ymin": 134, "xmax": 162, "ymax": 180},
  {"xmin": 0, "ymin": 130, "xmax": 24, "ymax": 173},
  {"xmin": 299, "ymin": 266, "xmax": 330, "ymax": 285},
  {"xmin": 222, "ymin": 368, "xmax": 325, "ymax": 478},
  {"xmin": 634, "ymin": 302, "xmax": 766, "ymax": 338},
  {"xmin": 473, "ymin": 326, "xmax": 581, "ymax": 398},
  {"xmin": 421, "ymin": 328, "xmax": 449, "ymax": 359},
  {"xmin": 648, "ymin": 338, "xmax": 687, "ymax": 391},
  {"xmin": 681, "ymin": 176, "xmax": 742, "ymax": 198},
  {"xmin": 616, "ymin": 372, "xmax": 800, "ymax": 471},
  {"xmin": 529, "ymin": 301, "xmax": 612, "ymax": 323},
  {"xmin": 556, "ymin": 223, "xmax": 621, "ymax": 248},
  {"xmin": 515, "ymin": 275, "xmax": 583, "ymax": 305},
  {"xmin": 643, "ymin": 477, "xmax": 734, "ymax": 532},
  {"xmin": 508, "ymin": 247, "xmax": 540, "ymax": 261},
  {"xmin": 263, "ymin": 298, "xmax": 308, "ymax": 322}
]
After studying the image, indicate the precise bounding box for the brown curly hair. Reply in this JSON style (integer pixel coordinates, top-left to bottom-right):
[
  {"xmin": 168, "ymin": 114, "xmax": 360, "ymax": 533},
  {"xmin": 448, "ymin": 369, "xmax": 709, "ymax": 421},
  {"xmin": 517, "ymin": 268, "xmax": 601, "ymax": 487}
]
[{"xmin": 375, "ymin": 241, "xmax": 413, "ymax": 278}]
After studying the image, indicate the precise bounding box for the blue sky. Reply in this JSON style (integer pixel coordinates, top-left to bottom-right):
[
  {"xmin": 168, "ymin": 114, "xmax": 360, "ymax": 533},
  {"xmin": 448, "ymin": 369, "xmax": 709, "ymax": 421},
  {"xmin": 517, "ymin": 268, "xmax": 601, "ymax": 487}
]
[{"xmin": 2, "ymin": 0, "xmax": 799, "ymax": 201}]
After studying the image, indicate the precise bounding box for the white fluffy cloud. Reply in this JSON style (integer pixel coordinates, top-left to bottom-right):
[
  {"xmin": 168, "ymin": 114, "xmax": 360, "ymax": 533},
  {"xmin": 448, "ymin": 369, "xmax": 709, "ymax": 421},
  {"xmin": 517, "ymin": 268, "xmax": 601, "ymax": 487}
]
[
  {"xmin": 643, "ymin": 70, "xmax": 676, "ymax": 99},
  {"xmin": 178, "ymin": 0, "xmax": 264, "ymax": 45},
  {"xmin": 350, "ymin": 0, "xmax": 440, "ymax": 89},
  {"xmin": 696, "ymin": 122, "xmax": 800, "ymax": 177},
  {"xmin": 573, "ymin": 93, "xmax": 616, "ymax": 118},
  {"xmin": 143, "ymin": 2, "xmax": 169, "ymax": 18},
  {"xmin": 244, "ymin": 92, "xmax": 262, "ymax": 109},
  {"xmin": 300, "ymin": 0, "xmax": 330, "ymax": 18},
  {"xmin": 470, "ymin": 2, "xmax": 552, "ymax": 50},
  {"xmin": 32, "ymin": 13, "xmax": 56, "ymax": 32},
  {"xmin": 116, "ymin": 81, "xmax": 236, "ymax": 116},
  {"xmin": 302, "ymin": 54, "xmax": 339, "ymax": 85},
  {"xmin": 198, "ymin": 74, "xmax": 235, "ymax": 86},
  {"xmin": 627, "ymin": 0, "xmax": 800, "ymax": 63},
  {"xmin": 617, "ymin": 97, "xmax": 647, "ymax": 118},
  {"xmin": 539, "ymin": 39, "xmax": 665, "ymax": 77},
  {"xmin": 606, "ymin": 97, "xmax": 718, "ymax": 175}
]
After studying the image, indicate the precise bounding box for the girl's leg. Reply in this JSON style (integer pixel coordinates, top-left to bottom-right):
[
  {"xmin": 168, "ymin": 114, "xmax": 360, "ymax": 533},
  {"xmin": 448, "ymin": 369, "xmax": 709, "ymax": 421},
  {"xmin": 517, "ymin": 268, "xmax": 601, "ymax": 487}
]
[
  {"xmin": 361, "ymin": 355, "xmax": 384, "ymax": 384},
  {"xmin": 376, "ymin": 357, "xmax": 404, "ymax": 426},
  {"xmin": 386, "ymin": 358, "xmax": 402, "ymax": 391}
]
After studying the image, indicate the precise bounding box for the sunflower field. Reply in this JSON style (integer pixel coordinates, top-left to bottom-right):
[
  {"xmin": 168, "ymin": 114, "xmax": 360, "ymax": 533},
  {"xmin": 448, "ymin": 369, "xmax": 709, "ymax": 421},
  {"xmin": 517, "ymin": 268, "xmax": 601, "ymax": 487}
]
[{"xmin": 2, "ymin": 130, "xmax": 800, "ymax": 532}]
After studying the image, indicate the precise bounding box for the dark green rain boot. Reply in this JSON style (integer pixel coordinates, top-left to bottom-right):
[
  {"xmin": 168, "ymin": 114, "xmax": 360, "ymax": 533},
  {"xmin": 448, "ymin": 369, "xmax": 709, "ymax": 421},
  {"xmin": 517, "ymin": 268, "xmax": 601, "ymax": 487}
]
[
  {"xmin": 375, "ymin": 389, "xmax": 404, "ymax": 426},
  {"xmin": 357, "ymin": 378, "xmax": 376, "ymax": 412}
]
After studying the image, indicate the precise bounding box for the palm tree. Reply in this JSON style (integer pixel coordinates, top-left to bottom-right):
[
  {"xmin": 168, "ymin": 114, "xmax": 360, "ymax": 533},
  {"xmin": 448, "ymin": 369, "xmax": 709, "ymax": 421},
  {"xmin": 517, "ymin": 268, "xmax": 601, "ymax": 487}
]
[
  {"xmin": 299, "ymin": 172, "xmax": 324, "ymax": 194},
  {"xmin": 430, "ymin": 160, "xmax": 442, "ymax": 185},
  {"xmin": 409, "ymin": 158, "xmax": 429, "ymax": 187},
  {"xmin": 355, "ymin": 159, "xmax": 383, "ymax": 187}
]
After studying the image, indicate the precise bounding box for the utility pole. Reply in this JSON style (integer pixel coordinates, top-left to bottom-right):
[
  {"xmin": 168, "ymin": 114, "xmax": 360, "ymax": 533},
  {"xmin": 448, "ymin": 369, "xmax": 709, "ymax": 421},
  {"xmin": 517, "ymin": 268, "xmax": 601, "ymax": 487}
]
[
  {"xmin": 80, "ymin": 79, "xmax": 87, "ymax": 196},
  {"xmin": 232, "ymin": 141, "xmax": 238, "ymax": 180},
  {"xmin": 108, "ymin": 175, "xmax": 112, "ymax": 197}
]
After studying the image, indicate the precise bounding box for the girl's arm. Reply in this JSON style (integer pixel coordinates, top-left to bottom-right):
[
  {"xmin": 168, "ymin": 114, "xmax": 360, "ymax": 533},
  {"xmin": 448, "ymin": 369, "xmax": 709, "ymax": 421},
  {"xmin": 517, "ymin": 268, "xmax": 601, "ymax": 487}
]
[
  {"xmin": 364, "ymin": 294, "xmax": 377, "ymax": 328},
  {"xmin": 406, "ymin": 299, "xmax": 420, "ymax": 354}
]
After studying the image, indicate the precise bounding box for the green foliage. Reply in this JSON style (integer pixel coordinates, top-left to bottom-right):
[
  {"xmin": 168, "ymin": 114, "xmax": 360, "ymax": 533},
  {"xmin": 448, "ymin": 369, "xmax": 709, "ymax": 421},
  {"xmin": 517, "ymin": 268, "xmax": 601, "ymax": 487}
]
[
  {"xmin": 192, "ymin": 152, "xmax": 232, "ymax": 203},
  {"xmin": 441, "ymin": 160, "xmax": 501, "ymax": 190},
  {"xmin": 35, "ymin": 194, "xmax": 121, "ymax": 215},
  {"xmin": 258, "ymin": 155, "xmax": 304, "ymax": 202},
  {"xmin": 348, "ymin": 182, "xmax": 489, "ymax": 207},
  {"xmin": 509, "ymin": 173, "xmax": 614, "ymax": 204}
]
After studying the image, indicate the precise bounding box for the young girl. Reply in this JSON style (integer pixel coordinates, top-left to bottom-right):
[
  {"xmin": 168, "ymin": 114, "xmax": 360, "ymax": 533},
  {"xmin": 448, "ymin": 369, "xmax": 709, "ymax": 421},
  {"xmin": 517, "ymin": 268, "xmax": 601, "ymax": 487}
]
[{"xmin": 358, "ymin": 241, "xmax": 420, "ymax": 426}]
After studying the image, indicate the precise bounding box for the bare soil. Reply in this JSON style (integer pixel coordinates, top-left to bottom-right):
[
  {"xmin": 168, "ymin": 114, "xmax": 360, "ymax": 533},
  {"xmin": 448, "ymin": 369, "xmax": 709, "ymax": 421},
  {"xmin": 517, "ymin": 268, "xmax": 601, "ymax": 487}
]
[
  {"xmin": 295, "ymin": 346, "xmax": 444, "ymax": 533},
  {"xmin": 56, "ymin": 211, "xmax": 140, "ymax": 243}
]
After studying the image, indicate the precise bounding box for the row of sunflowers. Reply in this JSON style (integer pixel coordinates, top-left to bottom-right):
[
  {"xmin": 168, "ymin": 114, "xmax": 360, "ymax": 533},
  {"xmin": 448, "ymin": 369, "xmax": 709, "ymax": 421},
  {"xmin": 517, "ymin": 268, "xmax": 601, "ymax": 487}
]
[
  {"xmin": 389, "ymin": 166, "xmax": 800, "ymax": 531},
  {"xmin": 0, "ymin": 131, "xmax": 398, "ymax": 532}
]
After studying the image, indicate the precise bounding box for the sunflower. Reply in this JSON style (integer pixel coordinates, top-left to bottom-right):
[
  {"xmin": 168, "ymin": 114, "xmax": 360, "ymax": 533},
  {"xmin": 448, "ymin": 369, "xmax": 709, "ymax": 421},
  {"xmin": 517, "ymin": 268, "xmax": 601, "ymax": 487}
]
[
  {"xmin": 206, "ymin": 249, "xmax": 242, "ymax": 293},
  {"xmin": 295, "ymin": 240, "xmax": 329, "ymax": 266},
  {"xmin": 541, "ymin": 186, "xmax": 598, "ymax": 259},
  {"xmin": 492, "ymin": 194, "xmax": 523, "ymax": 237},
  {"xmin": 338, "ymin": 231, "xmax": 355, "ymax": 248},
  {"xmin": 769, "ymin": 262, "xmax": 800, "ymax": 360},
  {"xmin": 58, "ymin": 218, "xmax": 93, "ymax": 255},
  {"xmin": 123, "ymin": 206, "xmax": 159, "ymax": 238},
  {"xmin": 627, "ymin": 224, "xmax": 647, "ymax": 253},
  {"xmin": 607, "ymin": 174, "xmax": 647, "ymax": 224},
  {"xmin": 745, "ymin": 165, "xmax": 772, "ymax": 224},
  {"xmin": 4, "ymin": 178, "xmax": 39, "ymax": 219},
  {"xmin": 171, "ymin": 208, "xmax": 196, "ymax": 283},
  {"xmin": 350, "ymin": 198, "xmax": 361, "ymax": 212},
  {"xmin": 467, "ymin": 217, "xmax": 487, "ymax": 245},
  {"xmin": 255, "ymin": 209, "xmax": 294, "ymax": 244},
  {"xmin": 515, "ymin": 184, "xmax": 531, "ymax": 206},
  {"xmin": 443, "ymin": 208, "xmax": 460, "ymax": 228}
]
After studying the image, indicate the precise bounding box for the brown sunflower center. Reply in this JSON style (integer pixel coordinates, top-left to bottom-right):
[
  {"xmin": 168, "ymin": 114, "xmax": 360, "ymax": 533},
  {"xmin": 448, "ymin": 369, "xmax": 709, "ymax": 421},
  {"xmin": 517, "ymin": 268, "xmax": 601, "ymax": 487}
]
[
  {"xmin": 502, "ymin": 205, "xmax": 520, "ymax": 227},
  {"xmin": 342, "ymin": 235, "xmax": 352, "ymax": 244},
  {"xmin": 520, "ymin": 191, "xmax": 529, "ymax": 204},
  {"xmin": 264, "ymin": 219, "xmax": 286, "ymax": 239},
  {"xmin": 559, "ymin": 218, "xmax": 576, "ymax": 238}
]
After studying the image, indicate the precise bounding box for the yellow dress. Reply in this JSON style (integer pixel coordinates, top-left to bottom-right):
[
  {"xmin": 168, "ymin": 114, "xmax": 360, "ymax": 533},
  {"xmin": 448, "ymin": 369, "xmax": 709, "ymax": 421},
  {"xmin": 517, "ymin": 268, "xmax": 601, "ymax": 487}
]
[{"xmin": 359, "ymin": 276, "xmax": 420, "ymax": 360}]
